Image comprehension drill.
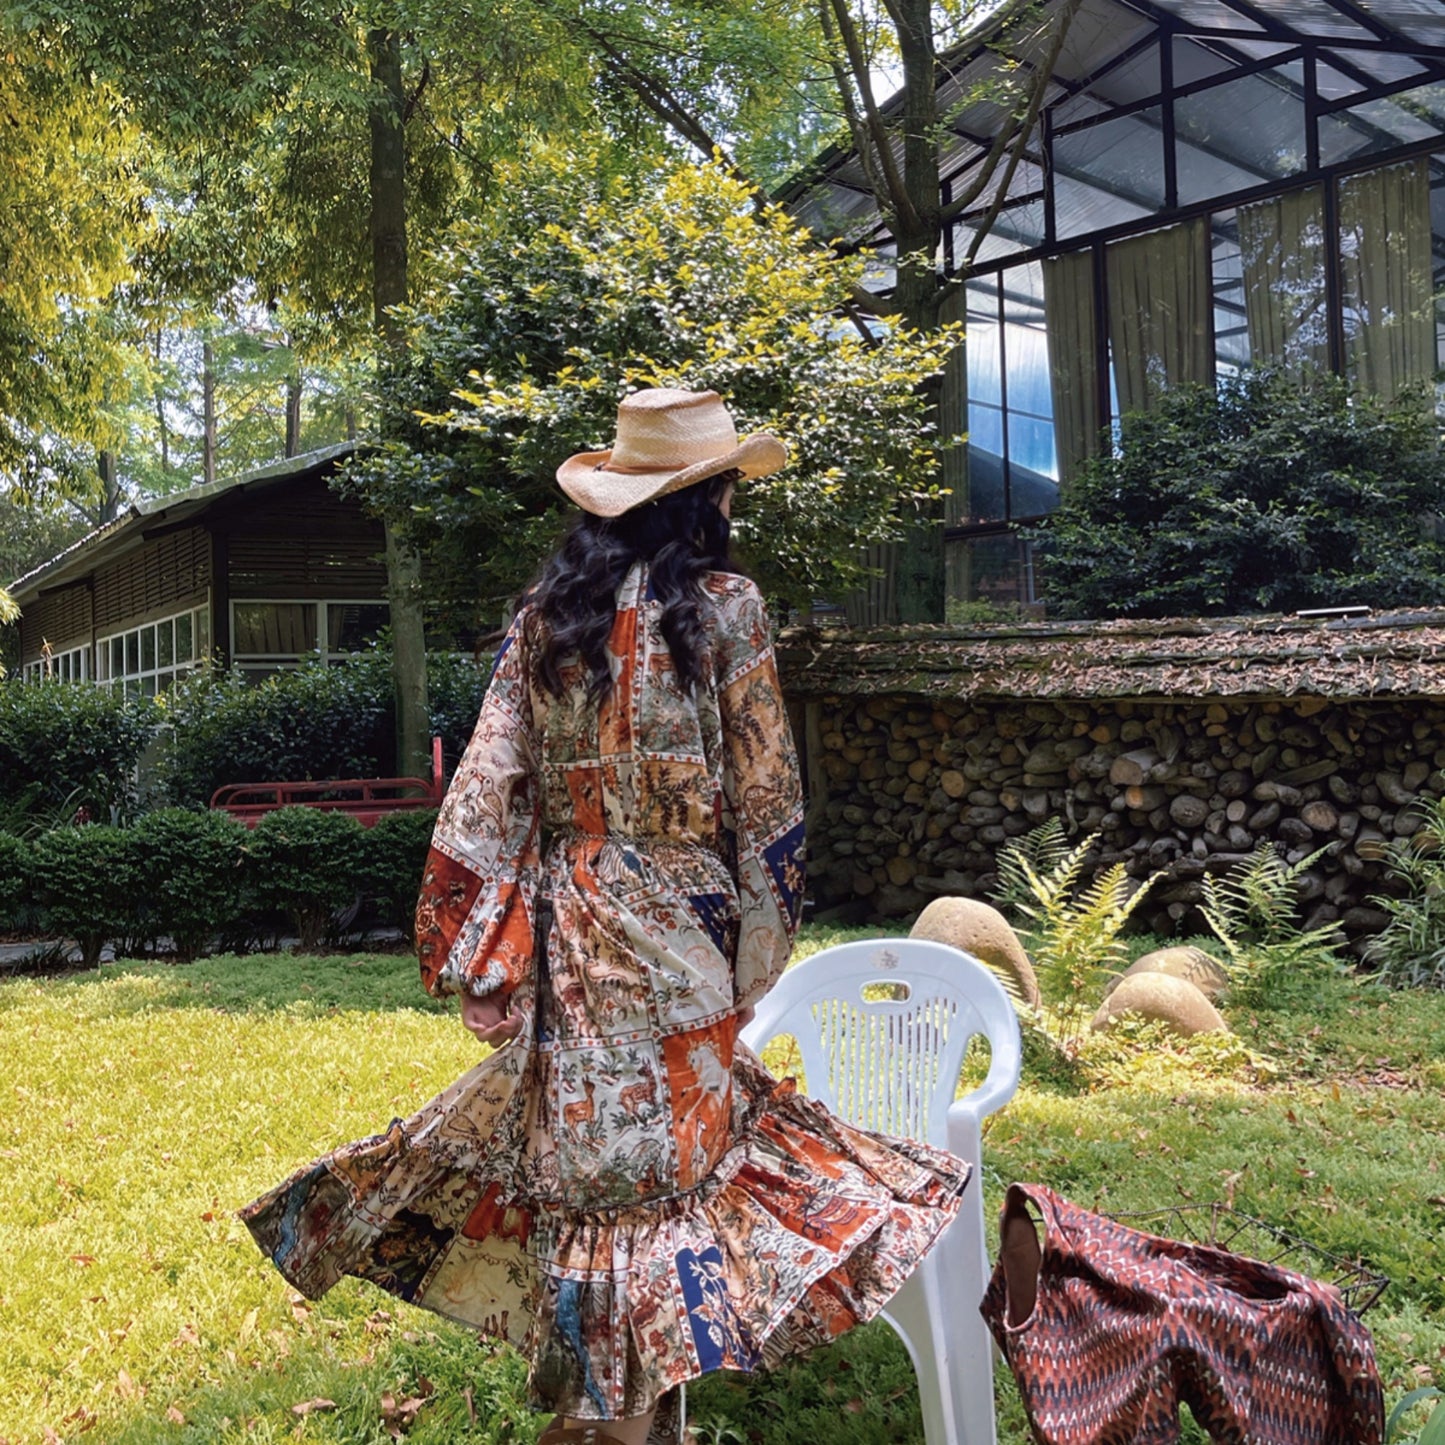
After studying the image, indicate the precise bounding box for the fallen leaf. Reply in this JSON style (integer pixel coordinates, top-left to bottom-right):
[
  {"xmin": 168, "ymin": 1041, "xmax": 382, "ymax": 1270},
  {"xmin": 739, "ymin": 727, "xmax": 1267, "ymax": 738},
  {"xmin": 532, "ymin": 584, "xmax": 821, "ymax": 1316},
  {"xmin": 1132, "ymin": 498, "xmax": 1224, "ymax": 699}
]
[
  {"xmin": 291, "ymin": 1398, "xmax": 338, "ymax": 1417},
  {"xmin": 70, "ymin": 1254, "xmax": 96, "ymax": 1267},
  {"xmin": 166, "ymin": 1406, "xmax": 186, "ymax": 1425},
  {"xmin": 379, "ymin": 1390, "xmax": 429, "ymax": 1438},
  {"xmin": 462, "ymin": 1388, "xmax": 476, "ymax": 1424}
]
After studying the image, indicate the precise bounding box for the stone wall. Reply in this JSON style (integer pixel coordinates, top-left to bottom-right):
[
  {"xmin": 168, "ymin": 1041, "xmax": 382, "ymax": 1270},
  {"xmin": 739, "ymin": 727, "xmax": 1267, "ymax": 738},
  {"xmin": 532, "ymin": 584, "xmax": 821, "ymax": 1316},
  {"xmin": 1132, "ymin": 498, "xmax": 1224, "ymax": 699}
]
[{"xmin": 799, "ymin": 691, "xmax": 1444, "ymax": 947}]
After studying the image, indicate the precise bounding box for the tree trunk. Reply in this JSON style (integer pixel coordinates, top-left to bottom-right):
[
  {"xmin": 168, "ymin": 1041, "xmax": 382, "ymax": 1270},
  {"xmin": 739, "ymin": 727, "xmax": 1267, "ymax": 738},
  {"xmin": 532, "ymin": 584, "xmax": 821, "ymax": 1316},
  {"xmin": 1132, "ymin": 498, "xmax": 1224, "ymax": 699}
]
[
  {"xmin": 284, "ymin": 372, "xmax": 303, "ymax": 457},
  {"xmin": 97, "ymin": 450, "xmax": 123, "ymax": 524},
  {"xmin": 887, "ymin": 0, "xmax": 946, "ymax": 624},
  {"xmin": 201, "ymin": 340, "xmax": 217, "ymax": 487},
  {"xmin": 368, "ymin": 26, "xmax": 430, "ymax": 777}
]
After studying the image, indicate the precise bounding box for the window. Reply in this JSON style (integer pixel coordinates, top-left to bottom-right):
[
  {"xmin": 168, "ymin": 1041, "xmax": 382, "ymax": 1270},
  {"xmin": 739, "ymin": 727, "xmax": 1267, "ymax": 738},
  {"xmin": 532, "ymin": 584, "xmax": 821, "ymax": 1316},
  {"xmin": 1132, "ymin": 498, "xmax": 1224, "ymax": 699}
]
[
  {"xmin": 230, "ymin": 598, "xmax": 388, "ymax": 676},
  {"xmin": 22, "ymin": 645, "xmax": 90, "ymax": 685},
  {"xmin": 97, "ymin": 605, "xmax": 210, "ymax": 697}
]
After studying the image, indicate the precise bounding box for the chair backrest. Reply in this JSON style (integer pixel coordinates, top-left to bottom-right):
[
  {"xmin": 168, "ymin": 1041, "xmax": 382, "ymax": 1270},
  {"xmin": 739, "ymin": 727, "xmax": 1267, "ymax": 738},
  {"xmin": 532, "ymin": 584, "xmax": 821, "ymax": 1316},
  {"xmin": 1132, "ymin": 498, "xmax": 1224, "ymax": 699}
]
[{"xmin": 741, "ymin": 938, "xmax": 1022, "ymax": 1150}]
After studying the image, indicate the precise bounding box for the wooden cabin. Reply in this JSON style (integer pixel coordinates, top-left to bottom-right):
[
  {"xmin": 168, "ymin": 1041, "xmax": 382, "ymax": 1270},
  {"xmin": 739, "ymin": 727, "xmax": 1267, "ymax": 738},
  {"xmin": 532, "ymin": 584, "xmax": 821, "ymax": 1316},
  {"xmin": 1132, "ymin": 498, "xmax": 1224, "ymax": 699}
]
[{"xmin": 8, "ymin": 444, "xmax": 389, "ymax": 692}]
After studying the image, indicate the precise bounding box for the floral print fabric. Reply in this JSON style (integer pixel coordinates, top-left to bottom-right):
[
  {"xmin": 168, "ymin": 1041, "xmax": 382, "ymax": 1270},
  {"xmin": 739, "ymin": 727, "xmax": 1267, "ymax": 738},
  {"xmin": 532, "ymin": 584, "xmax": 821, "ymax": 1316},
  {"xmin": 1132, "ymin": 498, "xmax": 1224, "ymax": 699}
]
[{"xmin": 241, "ymin": 564, "xmax": 970, "ymax": 1420}]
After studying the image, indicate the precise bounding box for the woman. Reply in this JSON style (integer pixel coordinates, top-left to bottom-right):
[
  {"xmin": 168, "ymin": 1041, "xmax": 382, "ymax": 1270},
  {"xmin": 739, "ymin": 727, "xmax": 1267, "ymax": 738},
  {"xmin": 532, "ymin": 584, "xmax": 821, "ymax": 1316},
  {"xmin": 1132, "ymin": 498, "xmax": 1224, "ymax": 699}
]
[{"xmin": 242, "ymin": 388, "xmax": 971, "ymax": 1445}]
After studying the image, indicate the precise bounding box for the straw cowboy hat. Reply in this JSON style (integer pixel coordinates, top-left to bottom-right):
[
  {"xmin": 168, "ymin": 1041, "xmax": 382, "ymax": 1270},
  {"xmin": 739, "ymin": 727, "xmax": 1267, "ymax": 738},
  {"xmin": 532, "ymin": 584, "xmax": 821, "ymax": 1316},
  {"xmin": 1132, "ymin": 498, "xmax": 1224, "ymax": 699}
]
[{"xmin": 556, "ymin": 388, "xmax": 787, "ymax": 518}]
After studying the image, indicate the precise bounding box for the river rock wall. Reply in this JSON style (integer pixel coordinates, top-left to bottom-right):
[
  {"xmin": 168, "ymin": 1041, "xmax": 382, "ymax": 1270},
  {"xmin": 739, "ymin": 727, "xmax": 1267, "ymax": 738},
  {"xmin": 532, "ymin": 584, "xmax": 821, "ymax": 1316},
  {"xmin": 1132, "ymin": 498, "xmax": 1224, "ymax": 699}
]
[{"xmin": 801, "ymin": 691, "xmax": 1443, "ymax": 947}]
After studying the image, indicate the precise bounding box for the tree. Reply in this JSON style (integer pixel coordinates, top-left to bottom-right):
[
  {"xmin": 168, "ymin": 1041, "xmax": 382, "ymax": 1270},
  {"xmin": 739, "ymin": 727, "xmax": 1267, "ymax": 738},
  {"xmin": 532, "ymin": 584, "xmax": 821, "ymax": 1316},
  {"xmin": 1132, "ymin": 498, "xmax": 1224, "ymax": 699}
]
[
  {"xmin": 570, "ymin": 0, "xmax": 1083, "ymax": 619},
  {"xmin": 0, "ymin": 33, "xmax": 149, "ymax": 503},
  {"xmin": 1026, "ymin": 369, "xmax": 1445, "ymax": 620},
  {"xmin": 347, "ymin": 160, "xmax": 962, "ymax": 631}
]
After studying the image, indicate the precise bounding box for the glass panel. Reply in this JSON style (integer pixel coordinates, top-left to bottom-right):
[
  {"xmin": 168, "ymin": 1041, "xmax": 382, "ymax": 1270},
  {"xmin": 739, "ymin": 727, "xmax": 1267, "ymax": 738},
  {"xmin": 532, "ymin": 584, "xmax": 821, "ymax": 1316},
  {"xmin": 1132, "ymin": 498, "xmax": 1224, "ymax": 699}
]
[
  {"xmin": 1006, "ymin": 415, "xmax": 1060, "ymax": 514},
  {"xmin": 175, "ymin": 612, "xmax": 193, "ymax": 663},
  {"xmin": 233, "ymin": 602, "xmax": 317, "ymax": 657},
  {"xmin": 196, "ymin": 608, "xmax": 210, "ymax": 656},
  {"xmin": 110, "ymin": 636, "xmax": 123, "ymax": 676},
  {"xmin": 1053, "ymin": 109, "xmax": 1166, "ymax": 231},
  {"xmin": 157, "ymin": 671, "xmax": 174, "ymax": 693},
  {"xmin": 965, "ymin": 417, "xmax": 1008, "ymax": 524},
  {"xmin": 1175, "ymin": 68, "xmax": 1307, "ymax": 205},
  {"xmin": 946, "ymin": 533, "xmax": 1037, "ymax": 611},
  {"xmin": 140, "ymin": 626, "xmax": 156, "ymax": 672},
  {"xmin": 1212, "ymin": 211, "xmax": 1250, "ymax": 376},
  {"xmin": 140, "ymin": 674, "xmax": 157, "ymax": 697},
  {"xmin": 125, "ymin": 632, "xmax": 139, "ymax": 674},
  {"xmin": 327, "ymin": 603, "xmax": 390, "ymax": 653},
  {"xmin": 157, "ymin": 619, "xmax": 173, "ymax": 667},
  {"xmin": 965, "ymin": 277, "xmax": 1002, "ymax": 405},
  {"xmin": 1322, "ymin": 83, "xmax": 1445, "ymax": 167}
]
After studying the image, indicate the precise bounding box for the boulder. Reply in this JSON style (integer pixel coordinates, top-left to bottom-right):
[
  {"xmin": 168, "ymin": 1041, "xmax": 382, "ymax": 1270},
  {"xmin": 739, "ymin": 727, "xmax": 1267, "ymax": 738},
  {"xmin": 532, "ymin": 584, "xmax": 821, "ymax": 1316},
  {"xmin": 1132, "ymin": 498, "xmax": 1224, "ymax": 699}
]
[
  {"xmin": 910, "ymin": 896, "xmax": 1041, "ymax": 1009},
  {"xmin": 1090, "ymin": 973, "xmax": 1229, "ymax": 1037},
  {"xmin": 1105, "ymin": 945, "xmax": 1230, "ymax": 1002}
]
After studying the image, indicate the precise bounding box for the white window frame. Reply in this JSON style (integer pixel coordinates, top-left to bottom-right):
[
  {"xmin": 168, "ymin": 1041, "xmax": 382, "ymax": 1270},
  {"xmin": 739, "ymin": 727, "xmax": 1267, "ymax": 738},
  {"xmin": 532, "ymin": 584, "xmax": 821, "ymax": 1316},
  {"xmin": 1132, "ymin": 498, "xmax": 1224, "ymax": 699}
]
[
  {"xmin": 229, "ymin": 597, "xmax": 389, "ymax": 675},
  {"xmin": 22, "ymin": 645, "xmax": 91, "ymax": 685},
  {"xmin": 96, "ymin": 603, "xmax": 210, "ymax": 698}
]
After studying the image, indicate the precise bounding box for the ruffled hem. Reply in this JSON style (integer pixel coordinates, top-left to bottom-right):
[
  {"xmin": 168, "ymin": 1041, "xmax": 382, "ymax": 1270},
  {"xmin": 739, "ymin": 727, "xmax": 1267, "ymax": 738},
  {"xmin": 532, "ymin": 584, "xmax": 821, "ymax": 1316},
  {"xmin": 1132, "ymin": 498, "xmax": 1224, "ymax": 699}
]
[{"xmin": 240, "ymin": 1051, "xmax": 969, "ymax": 1420}]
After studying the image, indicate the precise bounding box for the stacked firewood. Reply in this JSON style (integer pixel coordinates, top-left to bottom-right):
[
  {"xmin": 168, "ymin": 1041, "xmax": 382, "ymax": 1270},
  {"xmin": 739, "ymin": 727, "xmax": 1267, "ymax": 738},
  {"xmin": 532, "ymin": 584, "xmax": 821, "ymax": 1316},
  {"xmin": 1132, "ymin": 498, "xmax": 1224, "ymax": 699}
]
[{"xmin": 803, "ymin": 693, "xmax": 1443, "ymax": 946}]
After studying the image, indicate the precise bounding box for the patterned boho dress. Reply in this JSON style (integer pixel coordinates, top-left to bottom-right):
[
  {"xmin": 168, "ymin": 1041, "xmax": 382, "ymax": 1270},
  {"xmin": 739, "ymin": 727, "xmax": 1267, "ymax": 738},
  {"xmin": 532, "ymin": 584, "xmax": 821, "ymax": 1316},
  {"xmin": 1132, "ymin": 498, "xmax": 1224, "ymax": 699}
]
[{"xmin": 241, "ymin": 564, "xmax": 970, "ymax": 1421}]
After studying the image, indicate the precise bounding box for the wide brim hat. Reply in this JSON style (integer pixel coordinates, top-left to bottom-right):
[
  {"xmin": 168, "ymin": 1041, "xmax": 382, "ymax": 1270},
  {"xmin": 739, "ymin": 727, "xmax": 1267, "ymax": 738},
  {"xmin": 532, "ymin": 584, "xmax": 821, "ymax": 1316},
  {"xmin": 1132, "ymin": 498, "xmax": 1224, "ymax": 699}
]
[{"xmin": 557, "ymin": 387, "xmax": 787, "ymax": 518}]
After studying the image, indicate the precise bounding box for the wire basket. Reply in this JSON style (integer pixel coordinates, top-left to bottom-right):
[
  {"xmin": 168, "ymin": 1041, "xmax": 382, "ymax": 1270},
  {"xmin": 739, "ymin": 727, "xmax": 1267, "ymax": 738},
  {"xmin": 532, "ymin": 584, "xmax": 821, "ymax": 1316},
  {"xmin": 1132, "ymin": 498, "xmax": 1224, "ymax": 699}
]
[{"xmin": 1106, "ymin": 1203, "xmax": 1390, "ymax": 1315}]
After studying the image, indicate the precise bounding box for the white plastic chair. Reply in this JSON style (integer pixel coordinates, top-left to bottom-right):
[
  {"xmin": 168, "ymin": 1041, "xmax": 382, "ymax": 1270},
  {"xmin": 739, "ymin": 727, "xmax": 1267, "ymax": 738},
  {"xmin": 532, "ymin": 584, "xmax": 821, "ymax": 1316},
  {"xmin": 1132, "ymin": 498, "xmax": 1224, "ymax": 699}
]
[{"xmin": 741, "ymin": 937, "xmax": 1023, "ymax": 1445}]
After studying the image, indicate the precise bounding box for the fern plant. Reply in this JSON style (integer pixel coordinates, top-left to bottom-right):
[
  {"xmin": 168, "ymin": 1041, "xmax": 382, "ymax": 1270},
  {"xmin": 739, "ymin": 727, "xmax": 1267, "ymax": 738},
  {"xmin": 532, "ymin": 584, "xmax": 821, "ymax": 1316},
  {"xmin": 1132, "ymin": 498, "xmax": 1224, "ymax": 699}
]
[
  {"xmin": 993, "ymin": 816, "xmax": 1070, "ymax": 922},
  {"xmin": 1201, "ymin": 842, "xmax": 1342, "ymax": 998},
  {"xmin": 1013, "ymin": 832, "xmax": 1163, "ymax": 1052},
  {"xmin": 1364, "ymin": 796, "xmax": 1445, "ymax": 991}
]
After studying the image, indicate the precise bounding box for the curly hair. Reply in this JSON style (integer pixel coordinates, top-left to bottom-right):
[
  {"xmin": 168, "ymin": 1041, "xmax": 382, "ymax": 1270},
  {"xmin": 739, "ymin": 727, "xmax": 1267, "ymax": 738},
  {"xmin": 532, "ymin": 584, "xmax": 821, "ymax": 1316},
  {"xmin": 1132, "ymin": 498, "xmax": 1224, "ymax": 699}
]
[{"xmin": 525, "ymin": 469, "xmax": 744, "ymax": 702}]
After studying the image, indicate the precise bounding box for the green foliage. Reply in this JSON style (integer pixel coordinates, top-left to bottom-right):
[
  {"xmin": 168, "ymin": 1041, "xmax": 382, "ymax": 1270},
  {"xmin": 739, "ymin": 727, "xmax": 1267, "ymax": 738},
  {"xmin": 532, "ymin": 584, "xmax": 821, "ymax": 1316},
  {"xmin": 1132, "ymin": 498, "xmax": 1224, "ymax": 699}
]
[
  {"xmin": 0, "ymin": 681, "xmax": 158, "ymax": 818},
  {"xmin": 246, "ymin": 807, "xmax": 368, "ymax": 951},
  {"xmin": 130, "ymin": 808, "xmax": 248, "ymax": 962},
  {"xmin": 1012, "ymin": 833, "xmax": 1163, "ymax": 1050},
  {"xmin": 1201, "ymin": 842, "xmax": 1344, "ymax": 999},
  {"xmin": 360, "ymin": 810, "xmax": 439, "ymax": 940},
  {"xmin": 155, "ymin": 654, "xmax": 396, "ymax": 806},
  {"xmin": 1389, "ymin": 1389, "xmax": 1445, "ymax": 1445},
  {"xmin": 993, "ymin": 817, "xmax": 1070, "ymax": 922},
  {"xmin": 347, "ymin": 159, "xmax": 962, "ymax": 628},
  {"xmin": 424, "ymin": 650, "xmax": 492, "ymax": 769},
  {"xmin": 1364, "ymin": 796, "xmax": 1445, "ymax": 990},
  {"xmin": 1028, "ymin": 369, "xmax": 1445, "ymax": 619},
  {"xmin": 28, "ymin": 825, "xmax": 138, "ymax": 967},
  {"xmin": 0, "ymin": 829, "xmax": 29, "ymax": 930}
]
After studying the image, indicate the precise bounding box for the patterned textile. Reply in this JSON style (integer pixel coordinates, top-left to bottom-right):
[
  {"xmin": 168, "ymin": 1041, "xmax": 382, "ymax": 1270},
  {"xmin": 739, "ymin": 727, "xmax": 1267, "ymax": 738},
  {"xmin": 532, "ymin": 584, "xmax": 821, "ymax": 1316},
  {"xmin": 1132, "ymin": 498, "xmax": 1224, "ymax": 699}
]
[
  {"xmin": 242, "ymin": 564, "xmax": 971, "ymax": 1420},
  {"xmin": 980, "ymin": 1183, "xmax": 1385, "ymax": 1445}
]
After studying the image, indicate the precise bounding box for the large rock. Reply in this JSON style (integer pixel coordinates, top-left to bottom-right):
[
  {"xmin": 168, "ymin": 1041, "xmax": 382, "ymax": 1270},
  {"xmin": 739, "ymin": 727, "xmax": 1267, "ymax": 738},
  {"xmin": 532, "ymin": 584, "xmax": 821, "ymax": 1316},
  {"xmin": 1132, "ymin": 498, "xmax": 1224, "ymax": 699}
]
[
  {"xmin": 1105, "ymin": 945, "xmax": 1230, "ymax": 1002},
  {"xmin": 910, "ymin": 897, "xmax": 1041, "ymax": 1009},
  {"xmin": 1090, "ymin": 973, "xmax": 1229, "ymax": 1037}
]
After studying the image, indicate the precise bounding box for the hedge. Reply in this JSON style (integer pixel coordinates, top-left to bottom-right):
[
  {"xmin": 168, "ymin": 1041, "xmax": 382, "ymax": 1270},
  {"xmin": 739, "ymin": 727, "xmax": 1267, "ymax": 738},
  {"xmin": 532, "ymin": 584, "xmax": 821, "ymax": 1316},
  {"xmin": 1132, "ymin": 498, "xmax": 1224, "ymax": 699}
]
[{"xmin": 3, "ymin": 806, "xmax": 439, "ymax": 963}]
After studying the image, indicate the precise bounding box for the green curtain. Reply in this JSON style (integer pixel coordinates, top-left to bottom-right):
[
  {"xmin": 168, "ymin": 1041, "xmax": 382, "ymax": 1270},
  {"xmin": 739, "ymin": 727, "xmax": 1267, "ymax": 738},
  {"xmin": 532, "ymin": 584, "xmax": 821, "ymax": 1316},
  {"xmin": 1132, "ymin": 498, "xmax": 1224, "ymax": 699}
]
[
  {"xmin": 1238, "ymin": 185, "xmax": 1329, "ymax": 373},
  {"xmin": 1042, "ymin": 248, "xmax": 1100, "ymax": 486},
  {"xmin": 1106, "ymin": 217, "xmax": 1213, "ymax": 416},
  {"xmin": 1338, "ymin": 158, "xmax": 1435, "ymax": 406}
]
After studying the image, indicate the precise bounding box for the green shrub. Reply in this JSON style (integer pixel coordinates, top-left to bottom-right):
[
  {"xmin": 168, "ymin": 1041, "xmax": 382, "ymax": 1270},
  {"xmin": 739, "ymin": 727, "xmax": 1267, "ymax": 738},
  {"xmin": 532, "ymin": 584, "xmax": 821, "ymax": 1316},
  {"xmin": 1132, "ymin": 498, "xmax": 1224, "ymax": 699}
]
[
  {"xmin": 425, "ymin": 652, "xmax": 489, "ymax": 776},
  {"xmin": 246, "ymin": 807, "xmax": 367, "ymax": 951},
  {"xmin": 129, "ymin": 808, "xmax": 248, "ymax": 962},
  {"xmin": 1028, "ymin": 369, "xmax": 1445, "ymax": 619},
  {"xmin": 30, "ymin": 825, "xmax": 138, "ymax": 967},
  {"xmin": 156, "ymin": 656, "xmax": 395, "ymax": 807},
  {"xmin": 0, "ymin": 682, "xmax": 158, "ymax": 818},
  {"xmin": 360, "ymin": 810, "xmax": 437, "ymax": 940},
  {"xmin": 0, "ymin": 830, "xmax": 29, "ymax": 930}
]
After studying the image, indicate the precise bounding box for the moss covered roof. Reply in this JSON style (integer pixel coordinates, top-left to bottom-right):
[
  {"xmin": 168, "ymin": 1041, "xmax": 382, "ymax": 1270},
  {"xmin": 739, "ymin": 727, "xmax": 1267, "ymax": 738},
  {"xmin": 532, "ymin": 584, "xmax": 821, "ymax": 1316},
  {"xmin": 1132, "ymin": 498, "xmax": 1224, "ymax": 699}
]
[{"xmin": 776, "ymin": 609, "xmax": 1445, "ymax": 702}]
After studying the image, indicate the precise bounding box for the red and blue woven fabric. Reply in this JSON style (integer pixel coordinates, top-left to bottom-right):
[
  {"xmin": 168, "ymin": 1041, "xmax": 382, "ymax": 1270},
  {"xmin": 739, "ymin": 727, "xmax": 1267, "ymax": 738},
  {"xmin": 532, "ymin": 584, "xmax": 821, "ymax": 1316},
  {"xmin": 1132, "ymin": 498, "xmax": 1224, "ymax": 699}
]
[{"xmin": 980, "ymin": 1183, "xmax": 1384, "ymax": 1445}]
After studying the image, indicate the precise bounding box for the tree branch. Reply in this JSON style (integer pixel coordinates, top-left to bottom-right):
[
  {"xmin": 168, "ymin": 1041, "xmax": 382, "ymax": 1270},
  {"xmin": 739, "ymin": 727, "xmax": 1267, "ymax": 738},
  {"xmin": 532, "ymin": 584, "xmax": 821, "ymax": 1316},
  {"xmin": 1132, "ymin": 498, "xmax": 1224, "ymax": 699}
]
[
  {"xmin": 828, "ymin": 0, "xmax": 918, "ymax": 232},
  {"xmin": 962, "ymin": 0, "xmax": 1080, "ymax": 264}
]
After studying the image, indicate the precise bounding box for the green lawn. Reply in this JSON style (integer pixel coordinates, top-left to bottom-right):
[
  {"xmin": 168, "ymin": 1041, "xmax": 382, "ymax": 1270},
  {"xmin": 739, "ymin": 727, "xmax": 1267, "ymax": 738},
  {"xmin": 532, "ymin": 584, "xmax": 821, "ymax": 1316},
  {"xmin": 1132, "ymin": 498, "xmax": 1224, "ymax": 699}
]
[{"xmin": 1, "ymin": 930, "xmax": 1442, "ymax": 1445}]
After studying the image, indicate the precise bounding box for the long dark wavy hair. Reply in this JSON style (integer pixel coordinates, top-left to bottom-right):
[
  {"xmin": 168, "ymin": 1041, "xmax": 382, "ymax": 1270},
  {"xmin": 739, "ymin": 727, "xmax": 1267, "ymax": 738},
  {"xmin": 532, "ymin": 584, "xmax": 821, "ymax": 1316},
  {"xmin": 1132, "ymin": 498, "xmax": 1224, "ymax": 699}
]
[{"xmin": 524, "ymin": 469, "xmax": 743, "ymax": 702}]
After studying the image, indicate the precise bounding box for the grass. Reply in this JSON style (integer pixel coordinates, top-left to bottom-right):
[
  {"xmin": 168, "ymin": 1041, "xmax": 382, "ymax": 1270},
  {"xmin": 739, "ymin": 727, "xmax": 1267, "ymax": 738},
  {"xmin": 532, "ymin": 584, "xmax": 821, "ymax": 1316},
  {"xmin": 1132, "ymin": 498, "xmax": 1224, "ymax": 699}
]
[{"xmin": 0, "ymin": 929, "xmax": 1442, "ymax": 1444}]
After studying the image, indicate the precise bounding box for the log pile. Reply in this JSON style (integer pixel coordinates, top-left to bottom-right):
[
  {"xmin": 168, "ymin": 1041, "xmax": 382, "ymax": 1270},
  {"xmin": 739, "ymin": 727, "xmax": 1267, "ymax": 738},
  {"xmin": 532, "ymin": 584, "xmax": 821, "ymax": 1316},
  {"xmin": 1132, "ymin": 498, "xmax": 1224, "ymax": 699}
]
[{"xmin": 800, "ymin": 692, "xmax": 1440, "ymax": 945}]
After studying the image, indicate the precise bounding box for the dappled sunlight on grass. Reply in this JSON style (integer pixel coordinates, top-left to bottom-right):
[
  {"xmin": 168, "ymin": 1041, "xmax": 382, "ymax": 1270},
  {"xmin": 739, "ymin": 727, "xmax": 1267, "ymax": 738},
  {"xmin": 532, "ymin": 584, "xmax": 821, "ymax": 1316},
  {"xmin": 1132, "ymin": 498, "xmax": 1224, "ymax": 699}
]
[{"xmin": 1, "ymin": 937, "xmax": 1442, "ymax": 1442}]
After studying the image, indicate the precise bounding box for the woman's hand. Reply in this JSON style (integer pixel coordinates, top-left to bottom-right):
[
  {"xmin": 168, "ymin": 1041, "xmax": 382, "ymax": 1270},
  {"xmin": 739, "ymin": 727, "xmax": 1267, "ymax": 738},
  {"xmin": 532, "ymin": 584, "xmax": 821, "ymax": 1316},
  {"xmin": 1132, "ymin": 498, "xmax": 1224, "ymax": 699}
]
[{"xmin": 461, "ymin": 991, "xmax": 523, "ymax": 1047}]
